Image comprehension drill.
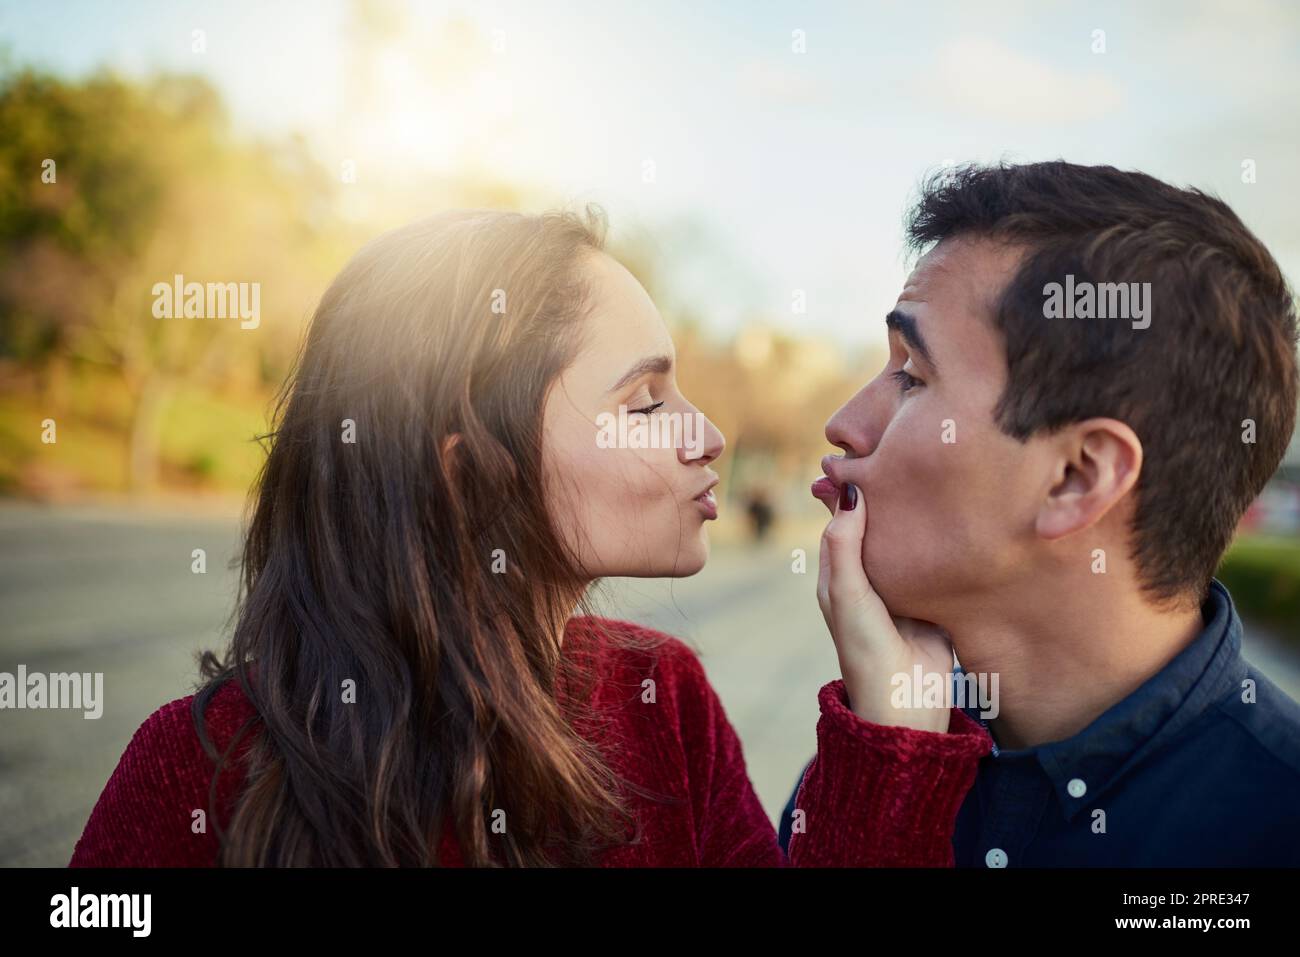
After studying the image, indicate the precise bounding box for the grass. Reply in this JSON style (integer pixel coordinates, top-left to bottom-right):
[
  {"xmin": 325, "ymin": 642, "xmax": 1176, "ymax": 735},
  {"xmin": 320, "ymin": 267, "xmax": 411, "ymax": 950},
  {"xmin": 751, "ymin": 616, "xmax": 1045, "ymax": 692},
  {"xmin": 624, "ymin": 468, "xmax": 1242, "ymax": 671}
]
[
  {"xmin": 1217, "ymin": 534, "xmax": 1300, "ymax": 645},
  {"xmin": 157, "ymin": 386, "xmax": 271, "ymax": 489},
  {"xmin": 0, "ymin": 368, "xmax": 271, "ymax": 496}
]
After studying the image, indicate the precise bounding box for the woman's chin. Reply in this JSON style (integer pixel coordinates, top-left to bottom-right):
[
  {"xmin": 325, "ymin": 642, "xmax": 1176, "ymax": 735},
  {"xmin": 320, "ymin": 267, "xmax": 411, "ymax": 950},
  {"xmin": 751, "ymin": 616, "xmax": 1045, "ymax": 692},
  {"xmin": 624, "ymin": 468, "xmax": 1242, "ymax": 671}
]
[
  {"xmin": 589, "ymin": 530, "xmax": 712, "ymax": 579},
  {"xmin": 672, "ymin": 534, "xmax": 710, "ymax": 577},
  {"xmin": 638, "ymin": 540, "xmax": 711, "ymax": 578}
]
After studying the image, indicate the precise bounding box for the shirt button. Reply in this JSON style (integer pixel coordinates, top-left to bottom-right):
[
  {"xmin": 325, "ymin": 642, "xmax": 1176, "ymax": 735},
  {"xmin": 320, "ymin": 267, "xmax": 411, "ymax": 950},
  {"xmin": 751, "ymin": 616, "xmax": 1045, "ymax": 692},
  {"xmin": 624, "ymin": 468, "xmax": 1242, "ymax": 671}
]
[
  {"xmin": 1067, "ymin": 778, "xmax": 1087, "ymax": 798},
  {"xmin": 985, "ymin": 848, "xmax": 1008, "ymax": 868}
]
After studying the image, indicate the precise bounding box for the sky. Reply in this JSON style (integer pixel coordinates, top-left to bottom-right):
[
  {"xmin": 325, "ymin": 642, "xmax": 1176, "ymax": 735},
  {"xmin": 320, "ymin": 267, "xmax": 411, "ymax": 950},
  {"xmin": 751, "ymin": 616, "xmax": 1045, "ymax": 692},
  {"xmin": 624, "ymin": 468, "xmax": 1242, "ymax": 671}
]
[{"xmin": 3, "ymin": 0, "xmax": 1299, "ymax": 347}]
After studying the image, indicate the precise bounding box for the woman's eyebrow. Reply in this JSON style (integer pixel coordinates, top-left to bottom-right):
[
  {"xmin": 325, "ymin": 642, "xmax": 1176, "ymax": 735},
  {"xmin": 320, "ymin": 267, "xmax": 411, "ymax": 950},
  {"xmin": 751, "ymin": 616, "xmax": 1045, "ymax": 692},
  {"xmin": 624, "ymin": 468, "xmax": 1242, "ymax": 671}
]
[
  {"xmin": 885, "ymin": 309, "xmax": 938, "ymax": 371},
  {"xmin": 607, "ymin": 354, "xmax": 672, "ymax": 393}
]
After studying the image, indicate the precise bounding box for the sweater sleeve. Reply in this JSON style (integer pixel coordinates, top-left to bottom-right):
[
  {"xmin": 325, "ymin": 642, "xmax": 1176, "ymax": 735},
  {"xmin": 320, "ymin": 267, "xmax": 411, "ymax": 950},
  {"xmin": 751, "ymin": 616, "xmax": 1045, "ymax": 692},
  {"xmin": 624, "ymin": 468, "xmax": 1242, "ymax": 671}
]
[
  {"xmin": 68, "ymin": 697, "xmax": 225, "ymax": 867},
  {"xmin": 786, "ymin": 679, "xmax": 991, "ymax": 866},
  {"xmin": 681, "ymin": 650, "xmax": 989, "ymax": 866},
  {"xmin": 677, "ymin": 651, "xmax": 788, "ymax": 866}
]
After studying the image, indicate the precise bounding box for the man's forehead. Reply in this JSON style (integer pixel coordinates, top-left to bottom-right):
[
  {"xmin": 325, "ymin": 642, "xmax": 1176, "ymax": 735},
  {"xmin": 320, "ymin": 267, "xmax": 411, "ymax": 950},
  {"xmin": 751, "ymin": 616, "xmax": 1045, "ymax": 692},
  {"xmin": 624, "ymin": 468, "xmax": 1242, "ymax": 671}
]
[
  {"xmin": 898, "ymin": 235, "xmax": 1023, "ymax": 310},
  {"xmin": 890, "ymin": 236, "xmax": 1022, "ymax": 384}
]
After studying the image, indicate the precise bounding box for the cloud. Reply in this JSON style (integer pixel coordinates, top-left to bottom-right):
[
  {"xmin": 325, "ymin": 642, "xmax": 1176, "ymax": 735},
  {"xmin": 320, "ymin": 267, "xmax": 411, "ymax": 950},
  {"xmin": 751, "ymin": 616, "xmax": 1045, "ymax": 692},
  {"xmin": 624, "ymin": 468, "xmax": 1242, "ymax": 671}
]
[
  {"xmin": 928, "ymin": 36, "xmax": 1124, "ymax": 123},
  {"xmin": 735, "ymin": 58, "xmax": 821, "ymax": 105},
  {"xmin": 1160, "ymin": 0, "xmax": 1300, "ymax": 110}
]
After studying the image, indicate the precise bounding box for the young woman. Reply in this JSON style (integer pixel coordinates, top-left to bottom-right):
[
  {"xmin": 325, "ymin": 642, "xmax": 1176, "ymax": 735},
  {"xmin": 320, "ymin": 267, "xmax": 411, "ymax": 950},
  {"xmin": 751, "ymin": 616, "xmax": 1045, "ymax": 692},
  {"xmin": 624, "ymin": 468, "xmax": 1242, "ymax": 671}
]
[{"xmin": 68, "ymin": 208, "xmax": 990, "ymax": 867}]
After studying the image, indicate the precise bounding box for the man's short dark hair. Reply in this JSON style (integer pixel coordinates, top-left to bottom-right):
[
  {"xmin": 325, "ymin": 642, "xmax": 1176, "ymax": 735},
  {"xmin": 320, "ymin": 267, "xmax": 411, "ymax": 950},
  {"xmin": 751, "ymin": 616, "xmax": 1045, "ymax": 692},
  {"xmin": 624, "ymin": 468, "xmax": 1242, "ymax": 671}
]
[{"xmin": 906, "ymin": 160, "xmax": 1299, "ymax": 604}]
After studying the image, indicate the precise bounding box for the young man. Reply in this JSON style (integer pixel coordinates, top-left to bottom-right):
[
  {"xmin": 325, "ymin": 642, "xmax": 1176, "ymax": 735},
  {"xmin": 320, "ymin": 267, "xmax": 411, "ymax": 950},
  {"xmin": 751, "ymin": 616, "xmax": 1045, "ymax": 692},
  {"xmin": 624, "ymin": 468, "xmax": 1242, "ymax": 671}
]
[{"xmin": 784, "ymin": 161, "xmax": 1300, "ymax": 866}]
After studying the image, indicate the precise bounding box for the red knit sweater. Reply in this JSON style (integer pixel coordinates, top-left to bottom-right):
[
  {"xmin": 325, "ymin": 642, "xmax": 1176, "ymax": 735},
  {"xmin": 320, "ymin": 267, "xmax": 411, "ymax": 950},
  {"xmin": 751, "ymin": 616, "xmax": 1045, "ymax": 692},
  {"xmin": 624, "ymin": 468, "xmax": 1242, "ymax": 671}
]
[{"xmin": 69, "ymin": 617, "xmax": 991, "ymax": 867}]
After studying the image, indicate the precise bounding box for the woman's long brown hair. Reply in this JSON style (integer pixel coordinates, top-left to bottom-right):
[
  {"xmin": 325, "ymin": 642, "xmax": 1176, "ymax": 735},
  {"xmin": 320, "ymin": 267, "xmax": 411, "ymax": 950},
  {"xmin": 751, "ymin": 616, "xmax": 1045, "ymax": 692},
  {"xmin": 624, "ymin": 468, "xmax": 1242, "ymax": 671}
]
[{"xmin": 192, "ymin": 207, "xmax": 665, "ymax": 866}]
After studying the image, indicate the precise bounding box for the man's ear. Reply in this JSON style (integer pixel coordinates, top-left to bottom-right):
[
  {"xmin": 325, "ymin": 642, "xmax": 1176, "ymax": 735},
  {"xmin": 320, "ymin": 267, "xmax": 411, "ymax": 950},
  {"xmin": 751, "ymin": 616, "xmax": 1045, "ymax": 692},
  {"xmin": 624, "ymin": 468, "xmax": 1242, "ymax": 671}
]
[{"xmin": 1036, "ymin": 418, "xmax": 1142, "ymax": 541}]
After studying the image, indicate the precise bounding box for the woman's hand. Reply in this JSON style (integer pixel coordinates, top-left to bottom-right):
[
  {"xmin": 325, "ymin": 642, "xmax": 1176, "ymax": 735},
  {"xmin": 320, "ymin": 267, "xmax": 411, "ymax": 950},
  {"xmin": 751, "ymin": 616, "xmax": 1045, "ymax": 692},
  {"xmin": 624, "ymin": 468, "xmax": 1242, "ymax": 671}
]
[{"xmin": 814, "ymin": 480, "xmax": 955, "ymax": 732}]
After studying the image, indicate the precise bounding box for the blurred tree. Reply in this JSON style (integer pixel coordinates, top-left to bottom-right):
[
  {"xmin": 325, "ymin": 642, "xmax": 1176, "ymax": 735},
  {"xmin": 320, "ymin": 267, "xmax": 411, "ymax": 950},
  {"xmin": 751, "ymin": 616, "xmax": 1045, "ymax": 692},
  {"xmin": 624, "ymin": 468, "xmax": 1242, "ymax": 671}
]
[{"xmin": 0, "ymin": 65, "xmax": 344, "ymax": 489}]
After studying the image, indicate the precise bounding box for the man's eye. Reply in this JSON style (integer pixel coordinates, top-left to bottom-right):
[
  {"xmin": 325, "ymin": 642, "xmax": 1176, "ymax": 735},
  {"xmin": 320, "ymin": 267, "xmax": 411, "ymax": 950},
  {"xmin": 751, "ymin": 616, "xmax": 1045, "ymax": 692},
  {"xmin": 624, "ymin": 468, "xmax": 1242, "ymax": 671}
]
[
  {"xmin": 890, "ymin": 369, "xmax": 921, "ymax": 393},
  {"xmin": 629, "ymin": 400, "xmax": 665, "ymax": 415}
]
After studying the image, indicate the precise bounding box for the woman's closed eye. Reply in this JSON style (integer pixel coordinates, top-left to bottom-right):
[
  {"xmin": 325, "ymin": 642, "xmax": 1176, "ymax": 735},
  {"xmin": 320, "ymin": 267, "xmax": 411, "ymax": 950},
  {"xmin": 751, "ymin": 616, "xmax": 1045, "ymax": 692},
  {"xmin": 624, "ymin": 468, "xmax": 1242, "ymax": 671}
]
[{"xmin": 629, "ymin": 400, "xmax": 665, "ymax": 415}]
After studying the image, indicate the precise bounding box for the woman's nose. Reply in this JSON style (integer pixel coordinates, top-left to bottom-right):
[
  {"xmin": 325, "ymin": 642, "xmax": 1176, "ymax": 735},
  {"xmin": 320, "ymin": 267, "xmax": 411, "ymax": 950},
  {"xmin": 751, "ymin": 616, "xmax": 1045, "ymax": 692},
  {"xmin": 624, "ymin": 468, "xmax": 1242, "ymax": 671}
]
[{"xmin": 678, "ymin": 412, "xmax": 725, "ymax": 465}]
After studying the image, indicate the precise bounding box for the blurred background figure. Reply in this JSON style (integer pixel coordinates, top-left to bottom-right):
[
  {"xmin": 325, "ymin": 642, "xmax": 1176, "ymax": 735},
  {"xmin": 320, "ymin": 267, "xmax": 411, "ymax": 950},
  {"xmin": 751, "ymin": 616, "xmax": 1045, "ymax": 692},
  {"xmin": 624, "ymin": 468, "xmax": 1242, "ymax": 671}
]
[{"xmin": 745, "ymin": 486, "xmax": 776, "ymax": 542}]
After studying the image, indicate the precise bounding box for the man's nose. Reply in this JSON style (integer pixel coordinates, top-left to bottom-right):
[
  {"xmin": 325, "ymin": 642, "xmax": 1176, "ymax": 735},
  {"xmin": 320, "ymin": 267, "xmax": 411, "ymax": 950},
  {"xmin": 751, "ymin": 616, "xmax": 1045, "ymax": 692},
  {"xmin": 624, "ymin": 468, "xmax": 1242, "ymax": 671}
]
[{"xmin": 824, "ymin": 387, "xmax": 880, "ymax": 458}]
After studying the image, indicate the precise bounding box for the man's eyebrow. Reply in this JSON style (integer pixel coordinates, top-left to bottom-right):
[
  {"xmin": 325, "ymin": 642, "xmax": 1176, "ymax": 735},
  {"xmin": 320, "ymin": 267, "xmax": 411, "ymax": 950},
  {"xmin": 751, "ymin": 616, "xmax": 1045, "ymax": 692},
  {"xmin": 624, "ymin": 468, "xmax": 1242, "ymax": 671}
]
[
  {"xmin": 885, "ymin": 309, "xmax": 937, "ymax": 370},
  {"xmin": 607, "ymin": 354, "xmax": 673, "ymax": 393}
]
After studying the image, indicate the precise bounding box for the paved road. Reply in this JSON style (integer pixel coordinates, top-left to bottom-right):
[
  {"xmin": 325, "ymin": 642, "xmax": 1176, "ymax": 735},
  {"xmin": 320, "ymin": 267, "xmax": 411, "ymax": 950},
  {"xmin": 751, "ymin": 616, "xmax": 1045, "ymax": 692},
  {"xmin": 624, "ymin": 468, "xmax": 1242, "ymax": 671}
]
[
  {"xmin": 1, "ymin": 503, "xmax": 245, "ymax": 867},
  {"xmin": 2, "ymin": 502, "xmax": 1297, "ymax": 866}
]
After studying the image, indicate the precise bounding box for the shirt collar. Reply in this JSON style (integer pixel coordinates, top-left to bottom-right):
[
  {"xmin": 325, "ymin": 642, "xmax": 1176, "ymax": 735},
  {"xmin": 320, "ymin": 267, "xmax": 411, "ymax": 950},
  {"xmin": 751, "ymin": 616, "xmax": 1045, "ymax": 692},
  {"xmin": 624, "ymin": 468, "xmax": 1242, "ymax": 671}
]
[{"xmin": 960, "ymin": 578, "xmax": 1248, "ymax": 822}]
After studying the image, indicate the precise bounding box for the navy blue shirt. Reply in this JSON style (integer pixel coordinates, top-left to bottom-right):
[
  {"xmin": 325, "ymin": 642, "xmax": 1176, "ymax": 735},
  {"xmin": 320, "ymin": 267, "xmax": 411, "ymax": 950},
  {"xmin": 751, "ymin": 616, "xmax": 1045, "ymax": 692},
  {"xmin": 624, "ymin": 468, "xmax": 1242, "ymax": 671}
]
[{"xmin": 777, "ymin": 580, "xmax": 1300, "ymax": 866}]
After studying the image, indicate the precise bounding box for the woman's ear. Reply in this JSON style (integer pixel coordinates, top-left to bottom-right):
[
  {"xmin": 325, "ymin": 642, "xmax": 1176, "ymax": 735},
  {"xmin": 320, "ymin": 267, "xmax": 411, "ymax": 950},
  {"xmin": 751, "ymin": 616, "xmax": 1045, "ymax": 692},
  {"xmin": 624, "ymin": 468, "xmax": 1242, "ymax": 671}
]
[{"xmin": 1036, "ymin": 418, "xmax": 1143, "ymax": 541}]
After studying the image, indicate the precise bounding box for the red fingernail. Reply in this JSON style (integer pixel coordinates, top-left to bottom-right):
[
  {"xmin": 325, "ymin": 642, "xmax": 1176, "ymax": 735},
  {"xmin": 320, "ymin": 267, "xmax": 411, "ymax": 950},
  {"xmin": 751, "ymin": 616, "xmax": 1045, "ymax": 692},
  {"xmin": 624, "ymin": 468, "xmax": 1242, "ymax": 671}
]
[{"xmin": 838, "ymin": 483, "xmax": 857, "ymax": 511}]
